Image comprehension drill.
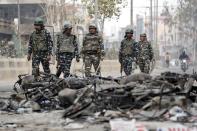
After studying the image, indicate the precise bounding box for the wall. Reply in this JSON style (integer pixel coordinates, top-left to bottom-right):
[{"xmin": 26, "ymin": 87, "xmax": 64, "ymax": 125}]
[{"xmin": 0, "ymin": 58, "xmax": 121, "ymax": 80}]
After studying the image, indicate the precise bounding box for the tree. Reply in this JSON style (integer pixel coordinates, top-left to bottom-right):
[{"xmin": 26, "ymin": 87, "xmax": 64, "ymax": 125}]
[
  {"xmin": 81, "ymin": 0, "xmax": 127, "ymax": 33},
  {"xmin": 175, "ymin": 0, "xmax": 197, "ymax": 61},
  {"xmin": 161, "ymin": 0, "xmax": 197, "ymax": 61},
  {"xmin": 39, "ymin": 0, "xmax": 67, "ymax": 30},
  {"xmin": 161, "ymin": 0, "xmax": 197, "ymax": 38},
  {"xmin": 160, "ymin": 1, "xmax": 175, "ymax": 32},
  {"xmin": 174, "ymin": 0, "xmax": 197, "ymax": 45}
]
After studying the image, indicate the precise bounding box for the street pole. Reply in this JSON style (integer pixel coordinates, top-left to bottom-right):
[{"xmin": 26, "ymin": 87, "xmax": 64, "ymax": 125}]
[
  {"xmin": 94, "ymin": 0, "xmax": 99, "ymax": 29},
  {"xmin": 164, "ymin": 24, "xmax": 167, "ymax": 51},
  {"xmin": 192, "ymin": 6, "xmax": 196, "ymax": 64},
  {"xmin": 72, "ymin": 0, "xmax": 76, "ymax": 34},
  {"xmin": 17, "ymin": 0, "xmax": 22, "ymax": 57},
  {"xmin": 194, "ymin": 30, "xmax": 196, "ymax": 64},
  {"xmin": 154, "ymin": 0, "xmax": 158, "ymax": 58},
  {"xmin": 60, "ymin": 0, "xmax": 65, "ymax": 27},
  {"xmin": 155, "ymin": 0, "xmax": 158, "ymax": 45},
  {"xmin": 145, "ymin": 11, "xmax": 147, "ymax": 33},
  {"xmin": 131, "ymin": 0, "xmax": 133, "ymax": 27},
  {"xmin": 150, "ymin": 0, "xmax": 153, "ymax": 42}
]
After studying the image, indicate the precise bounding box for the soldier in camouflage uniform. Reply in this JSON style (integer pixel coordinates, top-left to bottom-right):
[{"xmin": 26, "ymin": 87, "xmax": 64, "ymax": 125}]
[
  {"xmin": 119, "ymin": 29, "xmax": 138, "ymax": 76},
  {"xmin": 27, "ymin": 17, "xmax": 53, "ymax": 78},
  {"xmin": 81, "ymin": 24, "xmax": 104, "ymax": 77},
  {"xmin": 137, "ymin": 33, "xmax": 154, "ymax": 74},
  {"xmin": 56, "ymin": 21, "xmax": 80, "ymax": 78}
]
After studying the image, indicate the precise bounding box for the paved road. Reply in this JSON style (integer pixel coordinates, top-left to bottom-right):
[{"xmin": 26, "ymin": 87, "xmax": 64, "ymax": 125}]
[
  {"xmin": 0, "ymin": 81, "xmax": 15, "ymax": 92},
  {"xmin": 0, "ymin": 64, "xmax": 195, "ymax": 92},
  {"xmin": 0, "ymin": 65, "xmax": 196, "ymax": 130}
]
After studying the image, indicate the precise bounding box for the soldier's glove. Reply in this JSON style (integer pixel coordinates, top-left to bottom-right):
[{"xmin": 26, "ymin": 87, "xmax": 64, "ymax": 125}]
[
  {"xmin": 76, "ymin": 55, "xmax": 80, "ymax": 62},
  {"xmin": 27, "ymin": 54, "xmax": 31, "ymax": 61}
]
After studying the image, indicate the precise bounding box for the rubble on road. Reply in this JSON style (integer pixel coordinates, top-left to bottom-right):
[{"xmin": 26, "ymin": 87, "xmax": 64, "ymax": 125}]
[{"xmin": 1, "ymin": 71, "xmax": 197, "ymax": 130}]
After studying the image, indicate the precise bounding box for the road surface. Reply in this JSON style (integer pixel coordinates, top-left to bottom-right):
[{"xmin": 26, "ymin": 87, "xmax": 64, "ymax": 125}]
[{"xmin": 0, "ymin": 64, "xmax": 196, "ymax": 131}]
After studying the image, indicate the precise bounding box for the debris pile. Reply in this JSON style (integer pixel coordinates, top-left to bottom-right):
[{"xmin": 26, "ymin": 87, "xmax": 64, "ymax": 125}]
[{"xmin": 1, "ymin": 71, "xmax": 197, "ymax": 124}]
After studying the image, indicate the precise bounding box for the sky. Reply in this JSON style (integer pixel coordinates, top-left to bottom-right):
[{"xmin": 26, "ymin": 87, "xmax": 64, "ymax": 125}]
[{"xmin": 104, "ymin": 0, "xmax": 178, "ymax": 36}]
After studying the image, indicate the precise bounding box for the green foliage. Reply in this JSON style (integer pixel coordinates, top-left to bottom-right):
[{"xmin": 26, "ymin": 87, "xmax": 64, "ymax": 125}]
[
  {"xmin": 82, "ymin": 0, "xmax": 127, "ymax": 19},
  {"xmin": 175, "ymin": 0, "xmax": 197, "ymax": 27},
  {"xmin": 161, "ymin": 0, "xmax": 197, "ymax": 33},
  {"xmin": 161, "ymin": 0, "xmax": 197, "ymax": 57},
  {"xmin": 81, "ymin": 0, "xmax": 127, "ymax": 32}
]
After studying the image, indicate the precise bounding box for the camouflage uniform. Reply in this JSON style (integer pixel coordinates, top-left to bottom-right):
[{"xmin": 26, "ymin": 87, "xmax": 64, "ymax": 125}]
[
  {"xmin": 56, "ymin": 32, "xmax": 79, "ymax": 78},
  {"xmin": 119, "ymin": 38, "xmax": 137, "ymax": 76},
  {"xmin": 82, "ymin": 32, "xmax": 104, "ymax": 77},
  {"xmin": 28, "ymin": 29, "xmax": 53, "ymax": 77},
  {"xmin": 137, "ymin": 38, "xmax": 153, "ymax": 74}
]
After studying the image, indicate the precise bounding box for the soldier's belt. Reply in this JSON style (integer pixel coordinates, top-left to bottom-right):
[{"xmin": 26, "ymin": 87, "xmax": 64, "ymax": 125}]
[
  {"xmin": 84, "ymin": 51, "xmax": 98, "ymax": 55},
  {"xmin": 122, "ymin": 55, "xmax": 134, "ymax": 57},
  {"xmin": 34, "ymin": 50, "xmax": 48, "ymax": 52},
  {"xmin": 58, "ymin": 52, "xmax": 74, "ymax": 55},
  {"xmin": 33, "ymin": 50, "xmax": 48, "ymax": 54}
]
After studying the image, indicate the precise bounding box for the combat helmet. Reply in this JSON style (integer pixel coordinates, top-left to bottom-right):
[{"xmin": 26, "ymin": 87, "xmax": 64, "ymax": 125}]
[
  {"xmin": 63, "ymin": 21, "xmax": 72, "ymax": 29},
  {"xmin": 140, "ymin": 33, "xmax": 147, "ymax": 37},
  {"xmin": 34, "ymin": 17, "xmax": 44, "ymax": 26},
  {"xmin": 89, "ymin": 23, "xmax": 97, "ymax": 29},
  {"xmin": 125, "ymin": 29, "xmax": 134, "ymax": 34}
]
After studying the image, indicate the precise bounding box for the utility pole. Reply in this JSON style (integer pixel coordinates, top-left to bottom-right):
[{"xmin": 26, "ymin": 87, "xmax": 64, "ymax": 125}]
[
  {"xmin": 94, "ymin": 0, "xmax": 99, "ymax": 30},
  {"xmin": 154, "ymin": 0, "xmax": 158, "ymax": 45},
  {"xmin": 60, "ymin": 0, "xmax": 65, "ymax": 27},
  {"xmin": 144, "ymin": 11, "xmax": 147, "ymax": 33},
  {"xmin": 164, "ymin": 23, "xmax": 167, "ymax": 50},
  {"xmin": 17, "ymin": 0, "xmax": 22, "ymax": 57},
  {"xmin": 191, "ymin": 5, "xmax": 196, "ymax": 64},
  {"xmin": 130, "ymin": 0, "xmax": 133, "ymax": 27},
  {"xmin": 150, "ymin": 0, "xmax": 153, "ymax": 42},
  {"xmin": 72, "ymin": 0, "xmax": 76, "ymax": 34}
]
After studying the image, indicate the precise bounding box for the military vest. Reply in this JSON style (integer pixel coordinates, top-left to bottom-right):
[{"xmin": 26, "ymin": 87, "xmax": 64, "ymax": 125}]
[
  {"xmin": 83, "ymin": 34, "xmax": 102, "ymax": 52},
  {"xmin": 121, "ymin": 39, "xmax": 135, "ymax": 56},
  {"xmin": 58, "ymin": 34, "xmax": 76, "ymax": 53},
  {"xmin": 32, "ymin": 30, "xmax": 48, "ymax": 52},
  {"xmin": 138, "ymin": 41, "xmax": 151, "ymax": 59}
]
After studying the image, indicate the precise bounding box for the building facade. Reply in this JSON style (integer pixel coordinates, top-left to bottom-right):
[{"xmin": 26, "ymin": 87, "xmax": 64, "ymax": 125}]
[{"xmin": 0, "ymin": 0, "xmax": 45, "ymax": 41}]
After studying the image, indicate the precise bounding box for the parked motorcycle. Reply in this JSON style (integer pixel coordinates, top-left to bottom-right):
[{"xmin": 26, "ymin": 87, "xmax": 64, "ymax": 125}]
[{"xmin": 181, "ymin": 59, "xmax": 188, "ymax": 72}]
